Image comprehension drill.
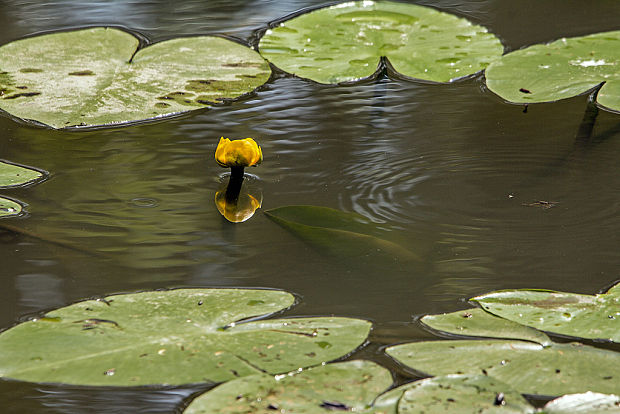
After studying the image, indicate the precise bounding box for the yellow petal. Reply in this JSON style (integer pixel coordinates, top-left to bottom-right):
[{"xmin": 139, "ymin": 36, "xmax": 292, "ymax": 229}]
[{"xmin": 214, "ymin": 137, "xmax": 262, "ymax": 168}]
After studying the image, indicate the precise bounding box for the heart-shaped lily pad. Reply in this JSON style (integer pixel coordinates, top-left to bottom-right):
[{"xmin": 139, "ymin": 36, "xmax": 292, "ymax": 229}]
[
  {"xmin": 0, "ymin": 27, "xmax": 271, "ymax": 128},
  {"xmin": 485, "ymin": 31, "xmax": 620, "ymax": 112},
  {"xmin": 258, "ymin": 1, "xmax": 503, "ymax": 84},
  {"xmin": 471, "ymin": 282, "xmax": 620, "ymax": 342},
  {"xmin": 386, "ymin": 339, "xmax": 620, "ymax": 396},
  {"xmin": 184, "ymin": 360, "xmax": 392, "ymax": 413},
  {"xmin": 0, "ymin": 289, "xmax": 371, "ymax": 386},
  {"xmin": 420, "ymin": 308, "xmax": 552, "ymax": 346}
]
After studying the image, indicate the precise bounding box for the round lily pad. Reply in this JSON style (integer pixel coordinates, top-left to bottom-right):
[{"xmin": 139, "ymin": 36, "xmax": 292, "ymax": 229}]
[
  {"xmin": 184, "ymin": 360, "xmax": 392, "ymax": 413},
  {"xmin": 471, "ymin": 283, "xmax": 620, "ymax": 342},
  {"xmin": 485, "ymin": 31, "xmax": 620, "ymax": 112},
  {"xmin": 0, "ymin": 160, "xmax": 44, "ymax": 188},
  {"xmin": 0, "ymin": 197, "xmax": 22, "ymax": 218},
  {"xmin": 258, "ymin": 1, "xmax": 503, "ymax": 84},
  {"xmin": 0, "ymin": 289, "xmax": 371, "ymax": 386},
  {"xmin": 0, "ymin": 27, "xmax": 271, "ymax": 128}
]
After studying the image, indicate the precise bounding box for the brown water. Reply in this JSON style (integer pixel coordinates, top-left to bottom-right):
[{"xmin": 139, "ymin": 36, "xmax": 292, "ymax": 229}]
[{"xmin": 1, "ymin": 0, "xmax": 620, "ymax": 412}]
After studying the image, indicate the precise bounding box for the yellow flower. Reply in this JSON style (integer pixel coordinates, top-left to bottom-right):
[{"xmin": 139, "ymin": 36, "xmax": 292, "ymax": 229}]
[
  {"xmin": 215, "ymin": 137, "xmax": 263, "ymax": 168},
  {"xmin": 215, "ymin": 191, "xmax": 262, "ymax": 223}
]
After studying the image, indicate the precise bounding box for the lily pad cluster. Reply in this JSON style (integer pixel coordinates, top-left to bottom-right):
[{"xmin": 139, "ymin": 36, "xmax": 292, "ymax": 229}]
[{"xmin": 0, "ymin": 160, "xmax": 45, "ymax": 217}]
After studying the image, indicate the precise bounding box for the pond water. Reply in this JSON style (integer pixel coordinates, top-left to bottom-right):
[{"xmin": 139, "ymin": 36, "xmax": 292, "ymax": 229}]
[{"xmin": 1, "ymin": 0, "xmax": 620, "ymax": 412}]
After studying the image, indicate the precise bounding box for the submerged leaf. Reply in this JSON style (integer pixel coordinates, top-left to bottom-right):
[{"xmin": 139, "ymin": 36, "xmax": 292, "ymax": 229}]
[
  {"xmin": 184, "ymin": 360, "xmax": 392, "ymax": 414},
  {"xmin": 386, "ymin": 339, "xmax": 620, "ymax": 396},
  {"xmin": 0, "ymin": 289, "xmax": 371, "ymax": 386},
  {"xmin": 259, "ymin": 1, "xmax": 503, "ymax": 84},
  {"xmin": 0, "ymin": 160, "xmax": 44, "ymax": 188},
  {"xmin": 420, "ymin": 308, "xmax": 552, "ymax": 346},
  {"xmin": 471, "ymin": 283, "xmax": 620, "ymax": 342},
  {"xmin": 485, "ymin": 31, "xmax": 620, "ymax": 112},
  {"xmin": 0, "ymin": 27, "xmax": 271, "ymax": 128}
]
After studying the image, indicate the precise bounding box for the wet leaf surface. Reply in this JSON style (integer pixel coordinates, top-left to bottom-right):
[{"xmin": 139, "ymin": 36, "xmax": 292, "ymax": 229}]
[
  {"xmin": 184, "ymin": 360, "xmax": 392, "ymax": 414},
  {"xmin": 421, "ymin": 308, "xmax": 552, "ymax": 346},
  {"xmin": 386, "ymin": 339, "xmax": 620, "ymax": 396},
  {"xmin": 0, "ymin": 197, "xmax": 22, "ymax": 218},
  {"xmin": 542, "ymin": 392, "xmax": 620, "ymax": 413},
  {"xmin": 0, "ymin": 160, "xmax": 44, "ymax": 188},
  {"xmin": 472, "ymin": 282, "xmax": 620, "ymax": 342},
  {"xmin": 485, "ymin": 31, "xmax": 620, "ymax": 112},
  {"xmin": 0, "ymin": 289, "xmax": 371, "ymax": 386},
  {"xmin": 0, "ymin": 27, "xmax": 271, "ymax": 128},
  {"xmin": 258, "ymin": 0, "xmax": 503, "ymax": 84}
]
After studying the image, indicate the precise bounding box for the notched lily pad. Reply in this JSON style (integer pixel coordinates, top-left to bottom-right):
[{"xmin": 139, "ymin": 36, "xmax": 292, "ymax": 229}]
[
  {"xmin": 386, "ymin": 339, "xmax": 620, "ymax": 396},
  {"xmin": 259, "ymin": 0, "xmax": 503, "ymax": 84},
  {"xmin": 184, "ymin": 360, "xmax": 392, "ymax": 413},
  {"xmin": 485, "ymin": 31, "xmax": 620, "ymax": 112},
  {"xmin": 471, "ymin": 282, "xmax": 620, "ymax": 342},
  {"xmin": 420, "ymin": 308, "xmax": 552, "ymax": 346},
  {"xmin": 0, "ymin": 27, "xmax": 271, "ymax": 128},
  {"xmin": 0, "ymin": 289, "xmax": 371, "ymax": 386}
]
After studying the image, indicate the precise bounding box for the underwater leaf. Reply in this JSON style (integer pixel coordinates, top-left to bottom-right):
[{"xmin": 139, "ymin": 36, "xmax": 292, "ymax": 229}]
[
  {"xmin": 0, "ymin": 197, "xmax": 22, "ymax": 217},
  {"xmin": 265, "ymin": 205, "xmax": 420, "ymax": 265},
  {"xmin": 0, "ymin": 289, "xmax": 371, "ymax": 386},
  {"xmin": 0, "ymin": 27, "xmax": 271, "ymax": 128},
  {"xmin": 0, "ymin": 160, "xmax": 44, "ymax": 188},
  {"xmin": 420, "ymin": 308, "xmax": 552, "ymax": 346},
  {"xmin": 184, "ymin": 360, "xmax": 392, "ymax": 413},
  {"xmin": 395, "ymin": 374, "xmax": 533, "ymax": 414},
  {"xmin": 471, "ymin": 283, "xmax": 620, "ymax": 342},
  {"xmin": 542, "ymin": 392, "xmax": 620, "ymax": 413},
  {"xmin": 258, "ymin": 1, "xmax": 503, "ymax": 84},
  {"xmin": 485, "ymin": 31, "xmax": 620, "ymax": 112},
  {"xmin": 386, "ymin": 340, "xmax": 620, "ymax": 396}
]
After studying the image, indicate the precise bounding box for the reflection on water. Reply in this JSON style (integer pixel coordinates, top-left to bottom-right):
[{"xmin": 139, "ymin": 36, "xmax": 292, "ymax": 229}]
[{"xmin": 0, "ymin": 0, "xmax": 620, "ymax": 412}]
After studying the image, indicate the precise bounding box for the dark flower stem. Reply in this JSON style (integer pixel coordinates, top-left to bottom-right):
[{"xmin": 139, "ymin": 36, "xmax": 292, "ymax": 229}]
[{"xmin": 225, "ymin": 167, "xmax": 245, "ymax": 203}]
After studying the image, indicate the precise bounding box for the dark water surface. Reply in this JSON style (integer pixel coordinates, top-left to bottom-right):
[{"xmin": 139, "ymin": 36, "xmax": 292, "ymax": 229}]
[{"xmin": 1, "ymin": 0, "xmax": 620, "ymax": 412}]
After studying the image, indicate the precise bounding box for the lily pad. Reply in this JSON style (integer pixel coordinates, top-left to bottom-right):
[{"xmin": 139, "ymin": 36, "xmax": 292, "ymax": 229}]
[
  {"xmin": 0, "ymin": 197, "xmax": 22, "ymax": 218},
  {"xmin": 184, "ymin": 360, "xmax": 392, "ymax": 413},
  {"xmin": 258, "ymin": 1, "xmax": 503, "ymax": 84},
  {"xmin": 420, "ymin": 308, "xmax": 552, "ymax": 346},
  {"xmin": 0, "ymin": 160, "xmax": 44, "ymax": 188},
  {"xmin": 386, "ymin": 340, "xmax": 620, "ymax": 396},
  {"xmin": 0, "ymin": 289, "xmax": 371, "ymax": 386},
  {"xmin": 542, "ymin": 392, "xmax": 620, "ymax": 413},
  {"xmin": 0, "ymin": 27, "xmax": 271, "ymax": 128},
  {"xmin": 485, "ymin": 31, "xmax": 620, "ymax": 112},
  {"xmin": 264, "ymin": 205, "xmax": 420, "ymax": 265},
  {"xmin": 471, "ymin": 283, "xmax": 620, "ymax": 342}
]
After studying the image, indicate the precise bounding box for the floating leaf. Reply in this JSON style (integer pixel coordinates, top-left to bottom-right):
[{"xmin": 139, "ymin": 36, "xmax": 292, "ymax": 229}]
[
  {"xmin": 542, "ymin": 392, "xmax": 620, "ymax": 413},
  {"xmin": 0, "ymin": 160, "xmax": 44, "ymax": 188},
  {"xmin": 471, "ymin": 283, "xmax": 620, "ymax": 342},
  {"xmin": 184, "ymin": 360, "xmax": 392, "ymax": 413},
  {"xmin": 485, "ymin": 31, "xmax": 620, "ymax": 112},
  {"xmin": 0, "ymin": 27, "xmax": 271, "ymax": 128},
  {"xmin": 386, "ymin": 340, "xmax": 620, "ymax": 396},
  {"xmin": 420, "ymin": 308, "xmax": 552, "ymax": 346},
  {"xmin": 259, "ymin": 1, "xmax": 503, "ymax": 84},
  {"xmin": 0, "ymin": 197, "xmax": 22, "ymax": 218},
  {"xmin": 0, "ymin": 289, "xmax": 371, "ymax": 386},
  {"xmin": 264, "ymin": 205, "xmax": 420, "ymax": 265},
  {"xmin": 395, "ymin": 374, "xmax": 533, "ymax": 414}
]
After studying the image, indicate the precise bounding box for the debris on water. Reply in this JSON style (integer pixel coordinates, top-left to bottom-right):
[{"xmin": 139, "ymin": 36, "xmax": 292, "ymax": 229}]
[
  {"xmin": 522, "ymin": 200, "xmax": 557, "ymax": 209},
  {"xmin": 494, "ymin": 392, "xmax": 505, "ymax": 406}
]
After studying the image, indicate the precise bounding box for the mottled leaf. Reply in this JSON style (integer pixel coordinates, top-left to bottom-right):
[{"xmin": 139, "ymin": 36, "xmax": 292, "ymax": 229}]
[
  {"xmin": 184, "ymin": 360, "xmax": 392, "ymax": 414},
  {"xmin": 0, "ymin": 27, "xmax": 271, "ymax": 128},
  {"xmin": 0, "ymin": 289, "xmax": 371, "ymax": 386},
  {"xmin": 485, "ymin": 31, "xmax": 620, "ymax": 112},
  {"xmin": 259, "ymin": 0, "xmax": 503, "ymax": 84}
]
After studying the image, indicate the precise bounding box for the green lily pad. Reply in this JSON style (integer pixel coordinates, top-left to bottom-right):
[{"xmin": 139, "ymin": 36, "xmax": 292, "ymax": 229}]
[
  {"xmin": 386, "ymin": 340, "xmax": 620, "ymax": 396},
  {"xmin": 471, "ymin": 283, "xmax": 620, "ymax": 342},
  {"xmin": 184, "ymin": 360, "xmax": 392, "ymax": 413},
  {"xmin": 395, "ymin": 374, "xmax": 533, "ymax": 414},
  {"xmin": 0, "ymin": 27, "xmax": 271, "ymax": 128},
  {"xmin": 0, "ymin": 160, "xmax": 44, "ymax": 188},
  {"xmin": 258, "ymin": 1, "xmax": 503, "ymax": 84},
  {"xmin": 0, "ymin": 289, "xmax": 371, "ymax": 386},
  {"xmin": 0, "ymin": 197, "xmax": 22, "ymax": 218},
  {"xmin": 542, "ymin": 392, "xmax": 620, "ymax": 413},
  {"xmin": 420, "ymin": 308, "xmax": 552, "ymax": 346},
  {"xmin": 264, "ymin": 205, "xmax": 420, "ymax": 265},
  {"xmin": 485, "ymin": 31, "xmax": 620, "ymax": 112}
]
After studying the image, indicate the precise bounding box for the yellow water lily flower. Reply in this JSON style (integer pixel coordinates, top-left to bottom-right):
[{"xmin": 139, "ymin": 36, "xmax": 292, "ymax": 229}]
[
  {"xmin": 215, "ymin": 190, "xmax": 262, "ymax": 223},
  {"xmin": 215, "ymin": 137, "xmax": 262, "ymax": 168}
]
